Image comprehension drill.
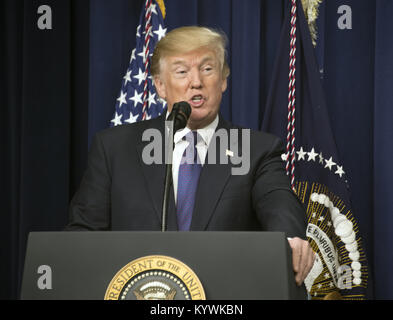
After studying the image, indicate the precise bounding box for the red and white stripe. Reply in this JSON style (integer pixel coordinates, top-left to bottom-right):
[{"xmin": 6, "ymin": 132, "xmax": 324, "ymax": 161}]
[
  {"xmin": 287, "ymin": 0, "xmax": 297, "ymax": 191},
  {"xmin": 141, "ymin": 0, "xmax": 154, "ymax": 120}
]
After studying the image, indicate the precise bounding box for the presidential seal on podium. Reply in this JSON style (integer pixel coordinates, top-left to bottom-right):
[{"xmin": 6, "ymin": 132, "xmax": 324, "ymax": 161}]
[{"xmin": 104, "ymin": 255, "xmax": 205, "ymax": 300}]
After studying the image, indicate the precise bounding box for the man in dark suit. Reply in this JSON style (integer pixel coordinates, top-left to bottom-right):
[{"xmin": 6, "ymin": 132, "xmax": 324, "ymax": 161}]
[{"xmin": 67, "ymin": 26, "xmax": 315, "ymax": 286}]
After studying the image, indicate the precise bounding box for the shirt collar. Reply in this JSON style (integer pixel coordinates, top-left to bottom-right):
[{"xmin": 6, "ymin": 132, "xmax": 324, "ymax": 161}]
[{"xmin": 171, "ymin": 113, "xmax": 219, "ymax": 146}]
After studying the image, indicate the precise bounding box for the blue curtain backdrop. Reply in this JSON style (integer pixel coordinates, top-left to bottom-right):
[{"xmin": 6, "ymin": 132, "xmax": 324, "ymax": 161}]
[{"xmin": 1, "ymin": 0, "xmax": 392, "ymax": 299}]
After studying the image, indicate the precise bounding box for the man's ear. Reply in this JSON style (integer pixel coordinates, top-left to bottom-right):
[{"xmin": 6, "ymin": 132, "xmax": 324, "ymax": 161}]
[
  {"xmin": 153, "ymin": 75, "xmax": 166, "ymax": 100},
  {"xmin": 221, "ymin": 76, "xmax": 228, "ymax": 93}
]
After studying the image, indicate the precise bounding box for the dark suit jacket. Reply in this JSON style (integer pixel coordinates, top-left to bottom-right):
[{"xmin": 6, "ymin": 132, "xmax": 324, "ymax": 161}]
[{"xmin": 66, "ymin": 114, "xmax": 306, "ymax": 238}]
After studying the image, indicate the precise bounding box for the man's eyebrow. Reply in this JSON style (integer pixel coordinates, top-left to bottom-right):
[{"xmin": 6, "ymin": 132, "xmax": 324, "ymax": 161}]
[
  {"xmin": 169, "ymin": 55, "xmax": 216, "ymax": 67},
  {"xmin": 171, "ymin": 59, "xmax": 186, "ymax": 65},
  {"xmin": 168, "ymin": 60, "xmax": 187, "ymax": 70}
]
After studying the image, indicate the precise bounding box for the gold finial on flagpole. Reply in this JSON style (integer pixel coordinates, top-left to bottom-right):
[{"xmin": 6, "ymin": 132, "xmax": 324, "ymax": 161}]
[
  {"xmin": 301, "ymin": 0, "xmax": 323, "ymax": 47},
  {"xmin": 156, "ymin": 0, "xmax": 166, "ymax": 19}
]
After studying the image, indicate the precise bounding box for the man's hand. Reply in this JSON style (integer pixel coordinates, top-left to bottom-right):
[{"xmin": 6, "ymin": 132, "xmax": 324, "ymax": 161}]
[{"xmin": 288, "ymin": 237, "xmax": 315, "ymax": 286}]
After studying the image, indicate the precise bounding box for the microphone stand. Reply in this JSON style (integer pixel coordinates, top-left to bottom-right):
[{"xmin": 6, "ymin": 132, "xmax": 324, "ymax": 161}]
[
  {"xmin": 161, "ymin": 110, "xmax": 177, "ymax": 232},
  {"xmin": 161, "ymin": 102, "xmax": 191, "ymax": 232}
]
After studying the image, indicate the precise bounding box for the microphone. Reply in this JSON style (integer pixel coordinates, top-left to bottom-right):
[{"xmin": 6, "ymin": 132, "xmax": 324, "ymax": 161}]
[
  {"xmin": 161, "ymin": 102, "xmax": 191, "ymax": 232},
  {"xmin": 167, "ymin": 101, "xmax": 192, "ymax": 132}
]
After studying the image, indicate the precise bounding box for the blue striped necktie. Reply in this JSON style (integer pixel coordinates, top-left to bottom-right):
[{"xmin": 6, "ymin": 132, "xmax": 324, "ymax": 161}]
[{"xmin": 176, "ymin": 131, "xmax": 202, "ymax": 231}]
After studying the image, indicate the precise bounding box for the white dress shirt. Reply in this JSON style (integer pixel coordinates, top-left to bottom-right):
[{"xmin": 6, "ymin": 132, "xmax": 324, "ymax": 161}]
[{"xmin": 170, "ymin": 115, "xmax": 219, "ymax": 204}]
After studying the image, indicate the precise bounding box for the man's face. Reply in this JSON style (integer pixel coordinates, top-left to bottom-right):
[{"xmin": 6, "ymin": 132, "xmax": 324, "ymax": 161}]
[{"xmin": 154, "ymin": 47, "xmax": 228, "ymax": 130}]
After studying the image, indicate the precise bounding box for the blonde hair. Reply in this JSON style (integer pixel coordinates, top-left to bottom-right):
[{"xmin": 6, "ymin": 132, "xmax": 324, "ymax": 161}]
[{"xmin": 150, "ymin": 26, "xmax": 230, "ymax": 78}]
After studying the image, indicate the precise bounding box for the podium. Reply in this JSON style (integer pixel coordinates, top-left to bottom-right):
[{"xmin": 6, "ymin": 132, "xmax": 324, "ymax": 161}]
[{"xmin": 21, "ymin": 231, "xmax": 306, "ymax": 300}]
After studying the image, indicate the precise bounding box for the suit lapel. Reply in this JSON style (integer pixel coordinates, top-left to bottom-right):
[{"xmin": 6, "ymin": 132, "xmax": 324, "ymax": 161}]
[
  {"xmin": 136, "ymin": 115, "xmax": 178, "ymax": 230},
  {"xmin": 190, "ymin": 115, "xmax": 237, "ymax": 230},
  {"xmin": 135, "ymin": 114, "xmax": 238, "ymax": 231}
]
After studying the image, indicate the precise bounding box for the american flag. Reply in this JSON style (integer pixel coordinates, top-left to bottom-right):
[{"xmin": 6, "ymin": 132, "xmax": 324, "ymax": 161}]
[{"xmin": 110, "ymin": 0, "xmax": 167, "ymax": 127}]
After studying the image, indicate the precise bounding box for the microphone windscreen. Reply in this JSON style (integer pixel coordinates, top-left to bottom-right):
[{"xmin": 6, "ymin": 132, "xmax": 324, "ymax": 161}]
[
  {"xmin": 172, "ymin": 101, "xmax": 191, "ymax": 132},
  {"xmin": 173, "ymin": 101, "xmax": 191, "ymax": 118}
]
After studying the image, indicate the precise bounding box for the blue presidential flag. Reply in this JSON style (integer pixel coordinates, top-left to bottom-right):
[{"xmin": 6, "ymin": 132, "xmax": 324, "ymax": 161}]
[
  {"xmin": 111, "ymin": 0, "xmax": 167, "ymax": 127},
  {"xmin": 262, "ymin": 0, "xmax": 368, "ymax": 299}
]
